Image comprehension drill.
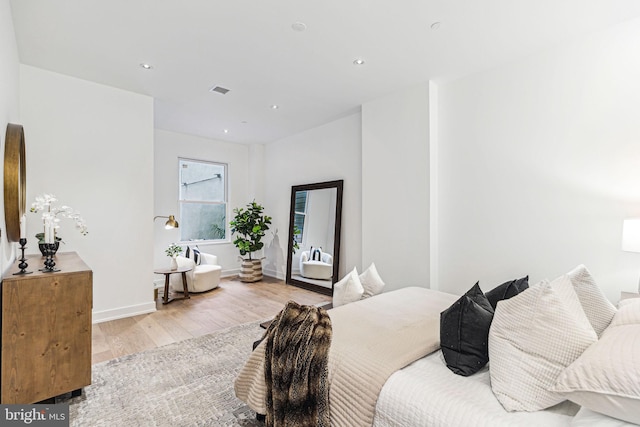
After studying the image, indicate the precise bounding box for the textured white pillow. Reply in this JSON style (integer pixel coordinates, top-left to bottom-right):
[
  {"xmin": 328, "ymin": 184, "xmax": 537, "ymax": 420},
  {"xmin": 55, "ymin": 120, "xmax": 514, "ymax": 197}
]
[
  {"xmin": 552, "ymin": 299, "xmax": 640, "ymax": 425},
  {"xmin": 566, "ymin": 264, "xmax": 617, "ymax": 336},
  {"xmin": 489, "ymin": 275, "xmax": 598, "ymax": 411},
  {"xmin": 359, "ymin": 263, "xmax": 385, "ymax": 298},
  {"xmin": 332, "ymin": 267, "xmax": 364, "ymax": 307}
]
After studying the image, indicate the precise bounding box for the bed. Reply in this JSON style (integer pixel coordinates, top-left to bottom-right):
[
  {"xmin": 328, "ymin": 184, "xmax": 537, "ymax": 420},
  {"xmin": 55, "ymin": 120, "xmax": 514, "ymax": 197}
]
[
  {"xmin": 235, "ymin": 283, "xmax": 640, "ymax": 426},
  {"xmin": 373, "ymin": 351, "xmax": 578, "ymax": 427},
  {"xmin": 374, "ymin": 349, "xmax": 639, "ymax": 427}
]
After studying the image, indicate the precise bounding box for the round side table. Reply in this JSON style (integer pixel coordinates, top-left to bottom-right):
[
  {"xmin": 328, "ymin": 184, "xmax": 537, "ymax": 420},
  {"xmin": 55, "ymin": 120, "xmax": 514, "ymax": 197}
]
[{"xmin": 154, "ymin": 266, "xmax": 193, "ymax": 304}]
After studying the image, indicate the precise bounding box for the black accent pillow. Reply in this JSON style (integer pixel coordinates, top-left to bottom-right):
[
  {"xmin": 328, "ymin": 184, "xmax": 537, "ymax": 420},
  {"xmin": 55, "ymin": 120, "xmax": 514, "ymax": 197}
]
[
  {"xmin": 440, "ymin": 282, "xmax": 495, "ymax": 376},
  {"xmin": 185, "ymin": 246, "xmax": 201, "ymax": 265},
  {"xmin": 485, "ymin": 276, "xmax": 529, "ymax": 310},
  {"xmin": 192, "ymin": 247, "xmax": 201, "ymax": 265},
  {"xmin": 309, "ymin": 246, "xmax": 322, "ymax": 261}
]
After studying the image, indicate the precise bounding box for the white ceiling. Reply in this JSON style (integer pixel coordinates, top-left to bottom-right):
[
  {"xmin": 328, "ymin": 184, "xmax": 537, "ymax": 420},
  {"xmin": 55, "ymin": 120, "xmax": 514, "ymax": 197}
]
[{"xmin": 10, "ymin": 0, "xmax": 640, "ymax": 144}]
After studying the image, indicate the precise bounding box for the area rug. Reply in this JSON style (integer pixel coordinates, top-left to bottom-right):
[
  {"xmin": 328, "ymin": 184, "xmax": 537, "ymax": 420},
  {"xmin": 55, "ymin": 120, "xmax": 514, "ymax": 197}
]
[{"xmin": 67, "ymin": 321, "xmax": 266, "ymax": 426}]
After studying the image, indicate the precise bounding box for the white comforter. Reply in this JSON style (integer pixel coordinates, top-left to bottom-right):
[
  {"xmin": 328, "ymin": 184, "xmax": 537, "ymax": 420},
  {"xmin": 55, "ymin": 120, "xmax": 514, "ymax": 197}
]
[{"xmin": 373, "ymin": 350, "xmax": 580, "ymax": 427}]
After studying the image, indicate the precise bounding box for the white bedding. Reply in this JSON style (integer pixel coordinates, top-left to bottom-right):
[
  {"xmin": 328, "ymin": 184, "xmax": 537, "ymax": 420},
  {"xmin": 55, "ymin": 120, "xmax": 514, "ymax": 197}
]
[
  {"xmin": 235, "ymin": 287, "xmax": 458, "ymax": 426},
  {"xmin": 571, "ymin": 408, "xmax": 639, "ymax": 427},
  {"xmin": 373, "ymin": 350, "xmax": 580, "ymax": 427}
]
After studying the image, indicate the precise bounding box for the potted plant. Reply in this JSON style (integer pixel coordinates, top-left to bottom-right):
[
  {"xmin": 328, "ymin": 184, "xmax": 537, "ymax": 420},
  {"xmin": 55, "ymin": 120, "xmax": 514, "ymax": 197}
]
[
  {"xmin": 292, "ymin": 225, "xmax": 301, "ymax": 254},
  {"xmin": 230, "ymin": 201, "xmax": 272, "ymax": 282},
  {"xmin": 165, "ymin": 243, "xmax": 183, "ymax": 270},
  {"xmin": 30, "ymin": 194, "xmax": 88, "ymax": 256}
]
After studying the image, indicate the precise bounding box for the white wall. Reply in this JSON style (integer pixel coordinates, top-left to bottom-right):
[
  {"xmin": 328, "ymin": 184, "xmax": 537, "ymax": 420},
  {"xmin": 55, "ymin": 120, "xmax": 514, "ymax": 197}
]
[
  {"xmin": 248, "ymin": 143, "xmax": 265, "ymax": 203},
  {"xmin": 0, "ymin": 0, "xmax": 20, "ymax": 275},
  {"xmin": 362, "ymin": 83, "xmax": 431, "ymax": 292},
  {"xmin": 263, "ymin": 113, "xmax": 362, "ymax": 280},
  {"xmin": 437, "ymin": 17, "xmax": 640, "ymax": 302},
  {"xmin": 20, "ymin": 65, "xmax": 155, "ymax": 322},
  {"xmin": 154, "ymin": 129, "xmax": 251, "ymax": 277},
  {"xmin": 428, "ymin": 81, "xmax": 440, "ymax": 290}
]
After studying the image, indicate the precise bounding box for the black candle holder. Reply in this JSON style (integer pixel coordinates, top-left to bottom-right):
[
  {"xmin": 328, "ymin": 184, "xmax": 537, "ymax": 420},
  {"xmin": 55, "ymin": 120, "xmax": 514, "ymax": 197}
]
[
  {"xmin": 40, "ymin": 243, "xmax": 60, "ymax": 273},
  {"xmin": 13, "ymin": 238, "xmax": 32, "ymax": 275}
]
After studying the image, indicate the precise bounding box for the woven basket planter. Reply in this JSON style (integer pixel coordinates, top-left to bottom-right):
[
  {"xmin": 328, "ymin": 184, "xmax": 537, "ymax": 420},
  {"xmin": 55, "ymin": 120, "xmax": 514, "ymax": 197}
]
[{"xmin": 239, "ymin": 258, "xmax": 263, "ymax": 282}]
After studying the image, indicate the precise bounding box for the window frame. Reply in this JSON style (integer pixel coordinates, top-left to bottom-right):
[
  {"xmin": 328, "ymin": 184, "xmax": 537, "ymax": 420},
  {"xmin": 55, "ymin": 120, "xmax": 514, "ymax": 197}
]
[
  {"xmin": 293, "ymin": 190, "xmax": 308, "ymax": 246},
  {"xmin": 177, "ymin": 157, "xmax": 229, "ymax": 244}
]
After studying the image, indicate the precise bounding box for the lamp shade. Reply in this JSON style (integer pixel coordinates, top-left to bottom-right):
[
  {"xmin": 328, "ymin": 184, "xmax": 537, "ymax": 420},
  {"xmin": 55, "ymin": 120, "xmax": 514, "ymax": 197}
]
[
  {"xmin": 165, "ymin": 215, "xmax": 179, "ymax": 229},
  {"xmin": 154, "ymin": 215, "xmax": 179, "ymax": 229},
  {"xmin": 622, "ymin": 219, "xmax": 640, "ymax": 253}
]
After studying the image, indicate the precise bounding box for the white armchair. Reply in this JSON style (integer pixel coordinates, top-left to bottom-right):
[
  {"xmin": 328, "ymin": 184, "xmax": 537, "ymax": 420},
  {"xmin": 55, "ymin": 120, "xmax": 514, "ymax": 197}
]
[
  {"xmin": 170, "ymin": 252, "xmax": 221, "ymax": 293},
  {"xmin": 299, "ymin": 250, "xmax": 333, "ymax": 280}
]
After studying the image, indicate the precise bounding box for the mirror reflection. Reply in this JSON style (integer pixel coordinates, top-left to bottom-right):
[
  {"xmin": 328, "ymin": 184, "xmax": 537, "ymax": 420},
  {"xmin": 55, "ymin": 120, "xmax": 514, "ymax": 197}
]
[{"xmin": 286, "ymin": 180, "xmax": 343, "ymax": 295}]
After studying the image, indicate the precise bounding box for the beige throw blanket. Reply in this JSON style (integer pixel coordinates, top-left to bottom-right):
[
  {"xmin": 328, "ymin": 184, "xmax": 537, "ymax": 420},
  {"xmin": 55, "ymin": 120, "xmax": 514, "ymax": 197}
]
[{"xmin": 235, "ymin": 287, "xmax": 458, "ymax": 427}]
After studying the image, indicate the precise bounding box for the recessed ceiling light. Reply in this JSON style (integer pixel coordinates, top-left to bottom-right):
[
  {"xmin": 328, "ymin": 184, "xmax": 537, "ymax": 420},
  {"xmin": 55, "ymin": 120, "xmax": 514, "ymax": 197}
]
[
  {"xmin": 270, "ymin": 104, "xmax": 279, "ymax": 110},
  {"xmin": 353, "ymin": 58, "xmax": 365, "ymax": 66},
  {"xmin": 430, "ymin": 21, "xmax": 441, "ymax": 30},
  {"xmin": 292, "ymin": 22, "xmax": 307, "ymax": 32},
  {"xmin": 224, "ymin": 129, "xmax": 229, "ymax": 134},
  {"xmin": 140, "ymin": 63, "xmax": 153, "ymax": 69}
]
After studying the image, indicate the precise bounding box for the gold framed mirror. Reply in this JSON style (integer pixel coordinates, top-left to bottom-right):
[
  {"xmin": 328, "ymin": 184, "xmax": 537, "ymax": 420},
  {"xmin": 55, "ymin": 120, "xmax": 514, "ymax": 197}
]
[{"xmin": 4, "ymin": 123, "xmax": 26, "ymax": 242}]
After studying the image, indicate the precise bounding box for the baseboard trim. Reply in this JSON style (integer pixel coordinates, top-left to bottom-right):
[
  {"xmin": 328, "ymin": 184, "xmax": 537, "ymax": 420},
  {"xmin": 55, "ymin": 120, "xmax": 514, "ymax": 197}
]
[
  {"xmin": 222, "ymin": 268, "xmax": 239, "ymax": 278},
  {"xmin": 93, "ymin": 302, "xmax": 157, "ymax": 324},
  {"xmin": 263, "ymin": 267, "xmax": 284, "ymax": 281}
]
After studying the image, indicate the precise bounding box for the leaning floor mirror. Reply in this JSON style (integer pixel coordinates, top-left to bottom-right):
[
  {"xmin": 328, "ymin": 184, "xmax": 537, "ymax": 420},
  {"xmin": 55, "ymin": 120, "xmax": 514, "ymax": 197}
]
[{"xmin": 286, "ymin": 180, "xmax": 343, "ymax": 295}]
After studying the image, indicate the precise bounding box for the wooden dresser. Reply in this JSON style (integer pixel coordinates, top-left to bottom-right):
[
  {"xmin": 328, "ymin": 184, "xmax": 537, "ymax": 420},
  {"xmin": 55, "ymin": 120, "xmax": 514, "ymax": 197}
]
[{"xmin": 1, "ymin": 252, "xmax": 93, "ymax": 403}]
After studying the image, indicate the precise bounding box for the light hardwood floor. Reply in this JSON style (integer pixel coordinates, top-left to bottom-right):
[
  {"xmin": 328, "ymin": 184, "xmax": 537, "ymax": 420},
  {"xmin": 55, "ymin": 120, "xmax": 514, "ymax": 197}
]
[{"xmin": 91, "ymin": 276, "xmax": 331, "ymax": 364}]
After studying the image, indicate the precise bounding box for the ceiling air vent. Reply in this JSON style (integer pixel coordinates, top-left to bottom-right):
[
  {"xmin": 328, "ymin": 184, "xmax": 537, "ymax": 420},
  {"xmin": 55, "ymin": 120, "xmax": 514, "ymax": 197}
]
[{"xmin": 210, "ymin": 86, "xmax": 230, "ymax": 95}]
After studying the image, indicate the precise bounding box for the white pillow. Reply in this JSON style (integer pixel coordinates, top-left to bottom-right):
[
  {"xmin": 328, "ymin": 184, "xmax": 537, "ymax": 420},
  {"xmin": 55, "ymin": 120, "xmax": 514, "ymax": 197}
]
[
  {"xmin": 359, "ymin": 263, "xmax": 385, "ymax": 298},
  {"xmin": 552, "ymin": 299, "xmax": 640, "ymax": 425},
  {"xmin": 332, "ymin": 267, "xmax": 364, "ymax": 307},
  {"xmin": 489, "ymin": 275, "xmax": 597, "ymax": 412},
  {"xmin": 566, "ymin": 264, "xmax": 617, "ymax": 336}
]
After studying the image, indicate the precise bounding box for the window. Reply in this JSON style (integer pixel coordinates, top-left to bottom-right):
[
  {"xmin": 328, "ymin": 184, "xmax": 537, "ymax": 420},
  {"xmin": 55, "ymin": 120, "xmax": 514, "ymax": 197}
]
[
  {"xmin": 179, "ymin": 158, "xmax": 227, "ymax": 242},
  {"xmin": 293, "ymin": 190, "xmax": 308, "ymax": 244}
]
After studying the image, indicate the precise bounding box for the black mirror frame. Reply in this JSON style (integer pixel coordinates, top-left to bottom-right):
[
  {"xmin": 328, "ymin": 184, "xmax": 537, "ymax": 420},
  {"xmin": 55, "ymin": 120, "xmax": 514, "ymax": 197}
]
[{"xmin": 286, "ymin": 179, "xmax": 343, "ymax": 295}]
